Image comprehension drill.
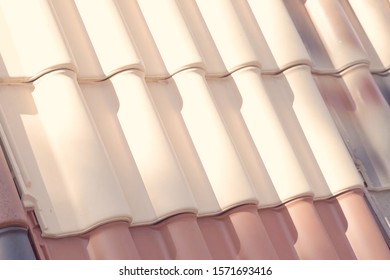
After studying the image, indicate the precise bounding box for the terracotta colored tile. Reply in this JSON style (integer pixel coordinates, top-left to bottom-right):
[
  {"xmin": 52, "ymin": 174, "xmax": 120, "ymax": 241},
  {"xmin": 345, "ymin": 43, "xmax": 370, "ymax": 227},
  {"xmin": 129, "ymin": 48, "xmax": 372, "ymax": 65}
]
[
  {"xmin": 132, "ymin": 213, "xmax": 212, "ymax": 260},
  {"xmin": 335, "ymin": 190, "xmax": 390, "ymax": 259},
  {"xmin": 314, "ymin": 198, "xmax": 358, "ymax": 259},
  {"xmin": 315, "ymin": 190, "xmax": 390, "ymax": 259},
  {"xmin": 199, "ymin": 205, "xmax": 278, "ymax": 259},
  {"xmin": 284, "ymin": 197, "xmax": 340, "ymax": 259},
  {"xmin": 259, "ymin": 206, "xmax": 300, "ymax": 260}
]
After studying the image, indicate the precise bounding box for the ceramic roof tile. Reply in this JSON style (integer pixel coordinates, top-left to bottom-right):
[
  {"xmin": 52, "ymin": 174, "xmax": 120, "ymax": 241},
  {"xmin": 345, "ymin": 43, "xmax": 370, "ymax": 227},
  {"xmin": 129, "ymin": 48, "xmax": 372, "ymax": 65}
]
[
  {"xmin": 305, "ymin": 0, "xmax": 369, "ymax": 71},
  {"xmin": 315, "ymin": 66, "xmax": 390, "ymax": 190},
  {"xmin": 0, "ymin": 227, "xmax": 35, "ymax": 259},
  {"xmin": 28, "ymin": 190, "xmax": 389, "ymax": 260},
  {"xmin": 283, "ymin": 65, "xmax": 363, "ymax": 195},
  {"xmin": 316, "ymin": 190, "xmax": 390, "ymax": 259},
  {"xmin": 282, "ymin": 0, "xmax": 334, "ymax": 72},
  {"xmin": 348, "ymin": 0, "xmax": 390, "ymax": 72},
  {"xmin": 247, "ymin": 0, "xmax": 311, "ymax": 70},
  {"xmin": 148, "ymin": 69, "xmax": 258, "ymax": 212},
  {"xmin": 339, "ymin": 66, "xmax": 390, "ymax": 189},
  {"xmin": 80, "ymin": 70, "xmax": 197, "ymax": 224},
  {"xmin": 135, "ymin": 0, "xmax": 204, "ymax": 77},
  {"xmin": 193, "ymin": 0, "xmax": 277, "ymax": 74},
  {"xmin": 51, "ymin": 0, "xmax": 143, "ymax": 81},
  {"xmin": 1, "ymin": 0, "xmax": 390, "ymax": 259},
  {"xmin": 0, "ymin": 0, "xmax": 75, "ymax": 82},
  {"xmin": 208, "ymin": 67, "xmax": 312, "ymax": 204},
  {"xmin": 198, "ymin": 204, "xmax": 279, "ymax": 259},
  {"xmin": 0, "ymin": 70, "xmax": 132, "ymax": 237}
]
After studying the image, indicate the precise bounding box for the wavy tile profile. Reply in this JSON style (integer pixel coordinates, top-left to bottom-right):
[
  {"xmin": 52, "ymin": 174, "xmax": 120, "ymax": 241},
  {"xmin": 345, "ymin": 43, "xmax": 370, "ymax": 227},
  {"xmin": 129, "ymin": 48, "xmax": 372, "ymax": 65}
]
[{"xmin": 0, "ymin": 0, "xmax": 389, "ymax": 259}]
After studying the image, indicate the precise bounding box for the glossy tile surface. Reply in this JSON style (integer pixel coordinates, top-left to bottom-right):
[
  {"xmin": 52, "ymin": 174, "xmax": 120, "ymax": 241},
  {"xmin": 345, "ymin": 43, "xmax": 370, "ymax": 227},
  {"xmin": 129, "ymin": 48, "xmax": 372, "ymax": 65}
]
[{"xmin": 0, "ymin": 0, "xmax": 389, "ymax": 259}]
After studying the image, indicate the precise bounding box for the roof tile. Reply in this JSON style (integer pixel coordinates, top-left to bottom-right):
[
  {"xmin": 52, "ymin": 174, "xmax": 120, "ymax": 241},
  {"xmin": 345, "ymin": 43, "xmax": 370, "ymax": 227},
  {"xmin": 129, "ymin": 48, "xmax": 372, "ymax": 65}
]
[
  {"xmin": 136, "ymin": 0, "xmax": 204, "ymax": 77},
  {"xmin": 348, "ymin": 0, "xmax": 390, "ymax": 72},
  {"xmin": 247, "ymin": 0, "xmax": 311, "ymax": 70},
  {"xmin": 193, "ymin": 0, "xmax": 276, "ymax": 74},
  {"xmin": 0, "ymin": 0, "xmax": 389, "ymax": 259},
  {"xmin": 51, "ymin": 0, "xmax": 143, "ymax": 81},
  {"xmin": 80, "ymin": 70, "xmax": 198, "ymax": 224},
  {"xmin": 305, "ymin": 0, "xmax": 369, "ymax": 71},
  {"xmin": 0, "ymin": 0, "xmax": 75, "ymax": 82},
  {"xmin": 149, "ymin": 69, "xmax": 258, "ymax": 212}
]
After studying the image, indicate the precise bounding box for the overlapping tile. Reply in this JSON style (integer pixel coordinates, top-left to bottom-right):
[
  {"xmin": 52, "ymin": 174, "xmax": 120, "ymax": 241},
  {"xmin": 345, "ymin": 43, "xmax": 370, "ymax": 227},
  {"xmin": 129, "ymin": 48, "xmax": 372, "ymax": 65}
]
[
  {"xmin": 0, "ymin": 0, "xmax": 389, "ymax": 259},
  {"xmin": 0, "ymin": 0, "xmax": 75, "ymax": 82}
]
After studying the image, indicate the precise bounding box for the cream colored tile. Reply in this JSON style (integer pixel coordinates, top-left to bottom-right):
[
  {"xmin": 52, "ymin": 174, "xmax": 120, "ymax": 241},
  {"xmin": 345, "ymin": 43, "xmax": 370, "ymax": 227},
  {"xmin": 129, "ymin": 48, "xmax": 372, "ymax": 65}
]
[
  {"xmin": 247, "ymin": 0, "xmax": 311, "ymax": 70},
  {"xmin": 51, "ymin": 0, "xmax": 143, "ymax": 81},
  {"xmin": 194, "ymin": 0, "xmax": 276, "ymax": 74},
  {"xmin": 283, "ymin": 65, "xmax": 363, "ymax": 195},
  {"xmin": 116, "ymin": 0, "xmax": 168, "ymax": 78},
  {"xmin": 0, "ymin": 0, "xmax": 74, "ymax": 81},
  {"xmin": 147, "ymin": 69, "xmax": 258, "ymax": 213},
  {"xmin": 0, "ymin": 70, "xmax": 132, "ymax": 236},
  {"xmin": 229, "ymin": 68, "xmax": 315, "ymax": 201},
  {"xmin": 80, "ymin": 70, "xmax": 198, "ymax": 224},
  {"xmin": 136, "ymin": 0, "xmax": 203, "ymax": 77}
]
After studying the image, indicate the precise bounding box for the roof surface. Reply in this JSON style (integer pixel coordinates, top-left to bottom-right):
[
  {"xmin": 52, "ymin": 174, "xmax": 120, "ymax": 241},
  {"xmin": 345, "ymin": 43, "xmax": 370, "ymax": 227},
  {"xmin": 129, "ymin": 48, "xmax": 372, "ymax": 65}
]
[{"xmin": 0, "ymin": 0, "xmax": 390, "ymax": 259}]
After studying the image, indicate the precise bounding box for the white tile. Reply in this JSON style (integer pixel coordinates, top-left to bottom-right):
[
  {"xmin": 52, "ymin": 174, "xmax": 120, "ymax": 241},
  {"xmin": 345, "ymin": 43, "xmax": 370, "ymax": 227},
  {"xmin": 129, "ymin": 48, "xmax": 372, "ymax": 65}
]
[
  {"xmin": 80, "ymin": 70, "xmax": 198, "ymax": 224},
  {"xmin": 116, "ymin": 0, "xmax": 168, "ymax": 78},
  {"xmin": 229, "ymin": 68, "xmax": 314, "ymax": 201},
  {"xmin": 194, "ymin": 0, "xmax": 276, "ymax": 74},
  {"xmin": 283, "ymin": 65, "xmax": 363, "ymax": 195},
  {"xmin": 348, "ymin": 0, "xmax": 390, "ymax": 71},
  {"xmin": 0, "ymin": 70, "xmax": 132, "ymax": 236},
  {"xmin": 247, "ymin": 0, "xmax": 311, "ymax": 70},
  {"xmin": 0, "ymin": 0, "xmax": 74, "ymax": 81},
  {"xmin": 136, "ymin": 0, "xmax": 203, "ymax": 77},
  {"xmin": 51, "ymin": 0, "xmax": 143, "ymax": 81},
  {"xmin": 148, "ymin": 69, "xmax": 258, "ymax": 213}
]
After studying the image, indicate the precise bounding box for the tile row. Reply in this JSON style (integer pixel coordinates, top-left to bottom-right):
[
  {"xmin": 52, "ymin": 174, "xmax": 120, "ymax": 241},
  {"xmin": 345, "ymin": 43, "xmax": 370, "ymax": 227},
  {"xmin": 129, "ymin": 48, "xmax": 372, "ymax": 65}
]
[
  {"xmin": 27, "ymin": 190, "xmax": 390, "ymax": 260},
  {"xmin": 1, "ymin": 0, "xmax": 389, "ymax": 239},
  {"xmin": 1, "ymin": 0, "xmax": 390, "ymax": 82},
  {"xmin": 1, "ymin": 65, "xmax": 371, "ymax": 236}
]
